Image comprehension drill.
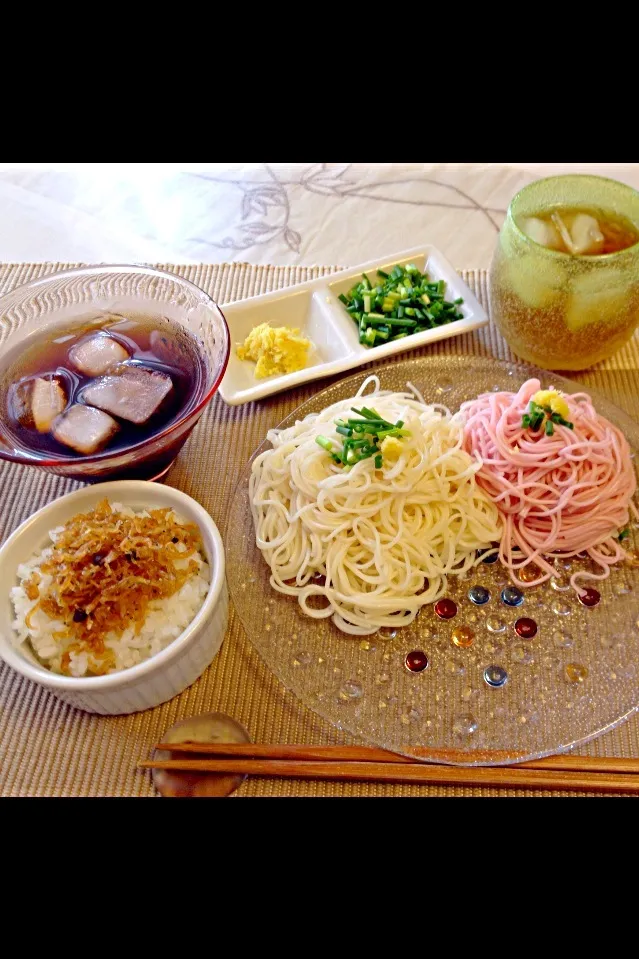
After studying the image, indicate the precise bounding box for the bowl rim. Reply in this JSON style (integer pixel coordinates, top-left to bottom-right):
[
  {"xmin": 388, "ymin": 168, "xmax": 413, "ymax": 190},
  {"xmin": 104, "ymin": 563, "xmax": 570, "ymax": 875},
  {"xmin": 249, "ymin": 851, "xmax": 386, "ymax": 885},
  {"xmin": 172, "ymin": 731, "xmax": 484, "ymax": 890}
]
[
  {"xmin": 0, "ymin": 480, "xmax": 226, "ymax": 690},
  {"xmin": 0, "ymin": 264, "xmax": 231, "ymax": 467}
]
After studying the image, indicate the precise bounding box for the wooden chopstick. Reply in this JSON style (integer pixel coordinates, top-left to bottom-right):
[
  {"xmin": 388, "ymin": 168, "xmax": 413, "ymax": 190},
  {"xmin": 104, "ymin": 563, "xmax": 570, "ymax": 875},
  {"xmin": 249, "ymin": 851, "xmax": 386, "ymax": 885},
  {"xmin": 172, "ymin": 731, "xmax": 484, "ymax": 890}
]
[
  {"xmin": 139, "ymin": 743, "xmax": 639, "ymax": 792},
  {"xmin": 150, "ymin": 741, "xmax": 639, "ymax": 774},
  {"xmin": 138, "ymin": 756, "xmax": 639, "ymax": 793}
]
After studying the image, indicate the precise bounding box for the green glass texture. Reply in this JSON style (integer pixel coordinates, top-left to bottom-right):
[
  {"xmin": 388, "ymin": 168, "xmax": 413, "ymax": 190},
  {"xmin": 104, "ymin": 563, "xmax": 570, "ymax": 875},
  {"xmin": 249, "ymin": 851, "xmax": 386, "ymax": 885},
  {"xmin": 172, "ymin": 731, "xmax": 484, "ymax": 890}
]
[{"xmin": 490, "ymin": 175, "xmax": 639, "ymax": 370}]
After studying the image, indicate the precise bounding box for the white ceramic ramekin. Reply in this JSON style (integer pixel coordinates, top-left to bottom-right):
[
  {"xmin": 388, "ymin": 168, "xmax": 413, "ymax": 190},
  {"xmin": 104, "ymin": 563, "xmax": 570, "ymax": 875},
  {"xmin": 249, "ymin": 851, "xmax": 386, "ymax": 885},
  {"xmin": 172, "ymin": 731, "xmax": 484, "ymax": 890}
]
[{"xmin": 0, "ymin": 481, "xmax": 227, "ymax": 714}]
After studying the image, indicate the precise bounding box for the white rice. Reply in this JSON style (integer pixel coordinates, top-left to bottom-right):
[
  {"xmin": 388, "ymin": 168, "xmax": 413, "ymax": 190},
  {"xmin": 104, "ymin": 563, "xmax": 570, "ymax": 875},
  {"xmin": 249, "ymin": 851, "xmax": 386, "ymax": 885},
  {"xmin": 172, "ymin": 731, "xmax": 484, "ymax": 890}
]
[{"xmin": 10, "ymin": 502, "xmax": 210, "ymax": 677}]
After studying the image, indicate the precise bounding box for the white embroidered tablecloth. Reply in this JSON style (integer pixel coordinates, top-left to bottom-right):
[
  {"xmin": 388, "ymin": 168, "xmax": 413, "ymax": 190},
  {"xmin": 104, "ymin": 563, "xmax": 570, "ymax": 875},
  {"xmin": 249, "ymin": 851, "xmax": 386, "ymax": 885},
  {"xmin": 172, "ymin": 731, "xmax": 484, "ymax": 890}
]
[{"xmin": 1, "ymin": 162, "xmax": 638, "ymax": 267}]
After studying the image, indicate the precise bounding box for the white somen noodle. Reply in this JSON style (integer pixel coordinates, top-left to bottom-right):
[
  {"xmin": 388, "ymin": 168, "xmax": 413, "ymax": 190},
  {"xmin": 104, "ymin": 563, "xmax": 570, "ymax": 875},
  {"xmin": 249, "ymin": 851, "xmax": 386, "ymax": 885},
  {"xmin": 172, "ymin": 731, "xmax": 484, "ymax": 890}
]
[{"xmin": 249, "ymin": 376, "xmax": 503, "ymax": 635}]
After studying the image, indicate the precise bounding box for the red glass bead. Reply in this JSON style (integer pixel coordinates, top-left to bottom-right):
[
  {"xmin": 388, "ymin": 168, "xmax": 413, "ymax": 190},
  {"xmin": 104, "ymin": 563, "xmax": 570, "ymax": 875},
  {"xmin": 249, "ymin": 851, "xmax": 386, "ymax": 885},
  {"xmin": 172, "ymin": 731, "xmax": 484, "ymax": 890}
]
[
  {"xmin": 434, "ymin": 598, "xmax": 457, "ymax": 619},
  {"xmin": 405, "ymin": 650, "xmax": 429, "ymax": 672},
  {"xmin": 578, "ymin": 588, "xmax": 600, "ymax": 607},
  {"xmin": 515, "ymin": 617, "xmax": 538, "ymax": 639}
]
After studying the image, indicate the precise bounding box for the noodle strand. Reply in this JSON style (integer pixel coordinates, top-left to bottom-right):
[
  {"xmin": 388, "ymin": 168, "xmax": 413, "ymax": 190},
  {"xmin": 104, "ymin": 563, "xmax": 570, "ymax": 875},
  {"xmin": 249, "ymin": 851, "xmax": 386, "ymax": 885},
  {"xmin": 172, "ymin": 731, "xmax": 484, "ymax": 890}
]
[
  {"xmin": 251, "ymin": 381, "xmax": 502, "ymax": 635},
  {"xmin": 460, "ymin": 378, "xmax": 637, "ymax": 594}
]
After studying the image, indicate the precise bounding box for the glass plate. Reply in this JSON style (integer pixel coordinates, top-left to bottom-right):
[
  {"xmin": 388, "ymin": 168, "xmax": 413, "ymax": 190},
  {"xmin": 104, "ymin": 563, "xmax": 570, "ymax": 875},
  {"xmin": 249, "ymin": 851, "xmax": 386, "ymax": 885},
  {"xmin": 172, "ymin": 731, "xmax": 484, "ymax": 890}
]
[{"xmin": 226, "ymin": 356, "xmax": 639, "ymax": 765}]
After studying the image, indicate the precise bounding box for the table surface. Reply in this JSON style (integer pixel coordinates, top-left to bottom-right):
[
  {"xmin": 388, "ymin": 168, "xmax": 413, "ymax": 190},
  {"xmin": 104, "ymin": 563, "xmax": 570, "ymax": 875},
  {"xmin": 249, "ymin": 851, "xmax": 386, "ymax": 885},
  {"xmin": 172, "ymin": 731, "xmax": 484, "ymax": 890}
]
[
  {"xmin": 1, "ymin": 162, "xmax": 639, "ymax": 267},
  {"xmin": 2, "ymin": 259, "xmax": 639, "ymax": 798},
  {"xmin": 2, "ymin": 161, "xmax": 639, "ymax": 796}
]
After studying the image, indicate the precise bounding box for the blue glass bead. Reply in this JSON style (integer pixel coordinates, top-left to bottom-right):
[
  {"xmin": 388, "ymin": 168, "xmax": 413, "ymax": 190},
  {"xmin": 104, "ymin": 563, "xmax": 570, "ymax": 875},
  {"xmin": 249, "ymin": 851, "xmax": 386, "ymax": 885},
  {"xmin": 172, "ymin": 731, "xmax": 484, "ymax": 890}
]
[
  {"xmin": 477, "ymin": 547, "xmax": 499, "ymax": 564},
  {"xmin": 468, "ymin": 585, "xmax": 490, "ymax": 606},
  {"xmin": 501, "ymin": 586, "xmax": 524, "ymax": 607},
  {"xmin": 484, "ymin": 665, "xmax": 508, "ymax": 688}
]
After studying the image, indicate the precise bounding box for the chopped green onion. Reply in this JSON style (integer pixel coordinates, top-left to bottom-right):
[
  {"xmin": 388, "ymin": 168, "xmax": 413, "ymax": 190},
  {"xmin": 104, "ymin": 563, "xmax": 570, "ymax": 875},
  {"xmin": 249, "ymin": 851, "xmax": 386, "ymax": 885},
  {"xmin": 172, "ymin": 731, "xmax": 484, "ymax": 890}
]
[
  {"xmin": 619, "ymin": 528, "xmax": 630, "ymax": 542},
  {"xmin": 360, "ymin": 407, "xmax": 385, "ymax": 421},
  {"xmin": 338, "ymin": 264, "xmax": 464, "ymax": 348},
  {"xmin": 314, "ymin": 409, "xmax": 413, "ymax": 471},
  {"xmin": 376, "ymin": 427, "xmax": 412, "ymax": 440},
  {"xmin": 523, "ymin": 401, "xmax": 573, "ymax": 432},
  {"xmin": 315, "ymin": 436, "xmax": 333, "ymax": 452}
]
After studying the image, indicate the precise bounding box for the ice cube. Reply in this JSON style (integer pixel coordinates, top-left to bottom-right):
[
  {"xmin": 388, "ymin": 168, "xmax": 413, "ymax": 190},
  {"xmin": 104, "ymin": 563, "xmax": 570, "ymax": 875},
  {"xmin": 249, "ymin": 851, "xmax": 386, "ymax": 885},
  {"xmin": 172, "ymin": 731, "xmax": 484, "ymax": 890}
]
[
  {"xmin": 31, "ymin": 376, "xmax": 67, "ymax": 432},
  {"xmin": 9, "ymin": 375, "xmax": 67, "ymax": 432},
  {"xmin": 52, "ymin": 404, "xmax": 119, "ymax": 455},
  {"xmin": 565, "ymin": 269, "xmax": 628, "ymax": 332},
  {"xmin": 507, "ymin": 253, "xmax": 566, "ymax": 310},
  {"xmin": 69, "ymin": 333, "xmax": 130, "ymax": 376},
  {"xmin": 521, "ymin": 216, "xmax": 564, "ymax": 251},
  {"xmin": 569, "ymin": 213, "xmax": 605, "ymax": 256},
  {"xmin": 80, "ymin": 366, "xmax": 173, "ymax": 424}
]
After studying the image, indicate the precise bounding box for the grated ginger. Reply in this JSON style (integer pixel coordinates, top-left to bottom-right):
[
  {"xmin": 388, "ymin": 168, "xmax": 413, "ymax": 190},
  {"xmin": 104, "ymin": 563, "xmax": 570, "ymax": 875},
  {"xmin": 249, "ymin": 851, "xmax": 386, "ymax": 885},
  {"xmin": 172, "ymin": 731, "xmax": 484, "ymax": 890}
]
[
  {"xmin": 236, "ymin": 323, "xmax": 310, "ymax": 379},
  {"xmin": 380, "ymin": 436, "xmax": 404, "ymax": 460},
  {"xmin": 532, "ymin": 389, "xmax": 570, "ymax": 420}
]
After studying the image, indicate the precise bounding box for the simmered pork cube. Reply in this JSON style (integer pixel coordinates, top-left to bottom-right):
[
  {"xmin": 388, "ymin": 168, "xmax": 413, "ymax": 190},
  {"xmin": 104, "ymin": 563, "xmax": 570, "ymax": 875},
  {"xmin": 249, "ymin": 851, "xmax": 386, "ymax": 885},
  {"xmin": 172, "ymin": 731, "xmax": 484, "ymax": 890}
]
[
  {"xmin": 69, "ymin": 333, "xmax": 130, "ymax": 376},
  {"xmin": 52, "ymin": 404, "xmax": 119, "ymax": 454},
  {"xmin": 81, "ymin": 366, "xmax": 173, "ymax": 425},
  {"xmin": 9, "ymin": 375, "xmax": 67, "ymax": 432},
  {"xmin": 32, "ymin": 376, "xmax": 67, "ymax": 432}
]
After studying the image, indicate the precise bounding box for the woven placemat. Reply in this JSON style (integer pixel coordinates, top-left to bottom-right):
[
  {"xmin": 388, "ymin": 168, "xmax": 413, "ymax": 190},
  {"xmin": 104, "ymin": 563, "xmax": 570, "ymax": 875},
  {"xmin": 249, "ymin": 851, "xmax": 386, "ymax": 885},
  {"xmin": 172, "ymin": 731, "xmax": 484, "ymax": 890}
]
[{"xmin": 2, "ymin": 261, "xmax": 639, "ymax": 798}]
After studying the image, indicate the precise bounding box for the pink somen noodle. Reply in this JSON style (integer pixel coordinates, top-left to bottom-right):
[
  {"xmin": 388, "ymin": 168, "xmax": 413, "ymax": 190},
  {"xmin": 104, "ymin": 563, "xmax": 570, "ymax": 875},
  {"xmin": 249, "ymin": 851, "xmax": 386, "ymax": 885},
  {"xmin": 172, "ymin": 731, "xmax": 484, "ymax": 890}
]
[{"xmin": 460, "ymin": 378, "xmax": 637, "ymax": 595}]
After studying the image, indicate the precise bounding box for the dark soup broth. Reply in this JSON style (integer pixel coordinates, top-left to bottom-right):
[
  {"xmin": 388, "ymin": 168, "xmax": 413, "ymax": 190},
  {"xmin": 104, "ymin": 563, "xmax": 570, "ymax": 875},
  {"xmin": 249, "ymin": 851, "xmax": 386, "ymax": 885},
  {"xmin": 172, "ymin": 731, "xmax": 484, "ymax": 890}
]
[{"xmin": 0, "ymin": 312, "xmax": 206, "ymax": 458}]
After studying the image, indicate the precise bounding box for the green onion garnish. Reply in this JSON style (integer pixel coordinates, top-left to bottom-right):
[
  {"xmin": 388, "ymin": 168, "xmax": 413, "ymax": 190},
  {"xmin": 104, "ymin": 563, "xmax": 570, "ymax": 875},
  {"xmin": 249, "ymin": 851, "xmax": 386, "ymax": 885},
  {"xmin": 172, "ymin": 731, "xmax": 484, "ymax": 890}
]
[
  {"xmin": 338, "ymin": 263, "xmax": 464, "ymax": 348},
  {"xmin": 619, "ymin": 528, "xmax": 630, "ymax": 542},
  {"xmin": 315, "ymin": 436, "xmax": 333, "ymax": 452},
  {"xmin": 522, "ymin": 399, "xmax": 573, "ymax": 433},
  {"xmin": 316, "ymin": 411, "xmax": 411, "ymax": 470}
]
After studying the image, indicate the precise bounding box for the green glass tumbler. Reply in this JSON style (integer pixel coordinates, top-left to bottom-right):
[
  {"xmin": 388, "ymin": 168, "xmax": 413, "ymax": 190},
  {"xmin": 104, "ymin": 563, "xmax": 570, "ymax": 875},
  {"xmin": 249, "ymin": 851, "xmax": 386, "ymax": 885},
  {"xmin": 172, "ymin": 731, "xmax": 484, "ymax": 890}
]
[{"xmin": 489, "ymin": 175, "xmax": 639, "ymax": 370}]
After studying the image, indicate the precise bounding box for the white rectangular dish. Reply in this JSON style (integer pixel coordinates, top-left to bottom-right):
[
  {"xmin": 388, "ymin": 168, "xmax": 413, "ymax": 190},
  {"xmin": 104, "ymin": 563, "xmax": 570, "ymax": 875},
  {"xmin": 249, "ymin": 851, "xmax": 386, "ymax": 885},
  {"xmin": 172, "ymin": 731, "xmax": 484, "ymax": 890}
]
[{"xmin": 218, "ymin": 245, "xmax": 487, "ymax": 405}]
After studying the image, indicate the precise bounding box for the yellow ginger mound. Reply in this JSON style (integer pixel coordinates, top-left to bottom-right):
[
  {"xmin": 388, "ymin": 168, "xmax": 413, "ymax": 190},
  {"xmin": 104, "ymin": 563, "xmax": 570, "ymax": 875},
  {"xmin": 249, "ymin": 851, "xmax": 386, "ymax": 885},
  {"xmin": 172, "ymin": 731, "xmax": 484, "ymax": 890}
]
[
  {"xmin": 532, "ymin": 389, "xmax": 570, "ymax": 420},
  {"xmin": 236, "ymin": 323, "xmax": 310, "ymax": 379},
  {"xmin": 379, "ymin": 436, "xmax": 404, "ymax": 460}
]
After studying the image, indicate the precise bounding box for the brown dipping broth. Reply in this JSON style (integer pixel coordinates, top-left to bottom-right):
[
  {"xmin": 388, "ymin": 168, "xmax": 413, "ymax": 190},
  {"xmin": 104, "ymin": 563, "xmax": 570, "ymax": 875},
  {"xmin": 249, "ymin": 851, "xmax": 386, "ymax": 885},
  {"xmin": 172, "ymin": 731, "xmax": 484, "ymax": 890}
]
[{"xmin": 0, "ymin": 313, "xmax": 207, "ymax": 458}]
